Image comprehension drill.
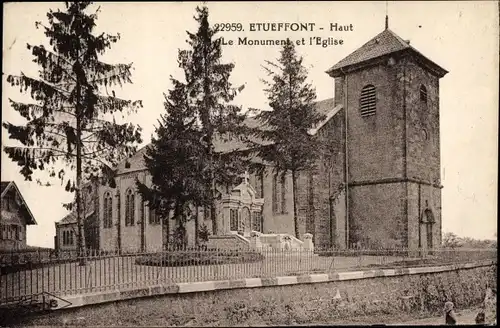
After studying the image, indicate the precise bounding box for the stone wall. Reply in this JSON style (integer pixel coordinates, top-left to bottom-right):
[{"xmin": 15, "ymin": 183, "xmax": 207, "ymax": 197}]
[
  {"xmin": 16, "ymin": 262, "xmax": 496, "ymax": 327},
  {"xmin": 344, "ymin": 62, "xmax": 405, "ymax": 183},
  {"xmin": 405, "ymin": 59, "xmax": 441, "ymax": 184},
  {"xmin": 349, "ymin": 182, "xmax": 406, "ymax": 248}
]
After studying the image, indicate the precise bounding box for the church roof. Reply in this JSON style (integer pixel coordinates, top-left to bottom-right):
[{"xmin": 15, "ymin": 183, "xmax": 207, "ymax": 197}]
[
  {"xmin": 55, "ymin": 182, "xmax": 96, "ymax": 225},
  {"xmin": 115, "ymin": 98, "xmax": 339, "ymax": 175},
  {"xmin": 326, "ymin": 28, "xmax": 448, "ymax": 78},
  {"xmin": 57, "ymin": 210, "xmax": 95, "ymax": 225}
]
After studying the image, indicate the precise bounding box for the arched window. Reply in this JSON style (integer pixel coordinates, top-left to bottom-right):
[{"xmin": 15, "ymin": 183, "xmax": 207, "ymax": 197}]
[
  {"xmin": 125, "ymin": 189, "xmax": 135, "ymax": 226},
  {"xmin": 230, "ymin": 209, "xmax": 238, "ymax": 231},
  {"xmin": 103, "ymin": 192, "xmax": 113, "ymax": 228},
  {"xmin": 252, "ymin": 211, "xmax": 262, "ymax": 232},
  {"xmin": 420, "ymin": 85, "xmax": 428, "ymax": 103},
  {"xmin": 149, "ymin": 204, "xmax": 160, "ymax": 225},
  {"xmin": 63, "ymin": 230, "xmax": 74, "ymax": 245},
  {"xmin": 359, "ymin": 84, "xmax": 376, "ymax": 117},
  {"xmin": 272, "ymin": 174, "xmax": 287, "ymax": 214}
]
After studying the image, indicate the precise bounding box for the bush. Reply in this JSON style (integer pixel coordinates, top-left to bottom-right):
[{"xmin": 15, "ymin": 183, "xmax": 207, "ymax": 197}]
[
  {"xmin": 0, "ymin": 250, "xmax": 80, "ymax": 275},
  {"xmin": 135, "ymin": 249, "xmax": 265, "ymax": 267},
  {"xmin": 316, "ymin": 249, "xmax": 410, "ymax": 257}
]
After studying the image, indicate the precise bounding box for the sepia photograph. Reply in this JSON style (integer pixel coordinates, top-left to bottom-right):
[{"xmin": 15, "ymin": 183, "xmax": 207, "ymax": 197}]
[{"xmin": 1, "ymin": 1, "xmax": 498, "ymax": 326}]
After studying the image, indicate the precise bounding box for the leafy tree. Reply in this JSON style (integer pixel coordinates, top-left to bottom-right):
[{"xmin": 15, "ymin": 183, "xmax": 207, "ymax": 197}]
[
  {"xmin": 252, "ymin": 40, "xmax": 325, "ymax": 238},
  {"xmin": 178, "ymin": 6, "xmax": 249, "ymax": 235},
  {"xmin": 442, "ymin": 232, "xmax": 462, "ymax": 248},
  {"xmin": 3, "ymin": 2, "xmax": 142, "ymax": 259}
]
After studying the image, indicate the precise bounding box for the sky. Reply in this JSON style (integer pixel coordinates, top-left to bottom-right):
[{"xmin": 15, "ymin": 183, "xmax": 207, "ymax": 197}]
[{"xmin": 2, "ymin": 1, "xmax": 498, "ymax": 247}]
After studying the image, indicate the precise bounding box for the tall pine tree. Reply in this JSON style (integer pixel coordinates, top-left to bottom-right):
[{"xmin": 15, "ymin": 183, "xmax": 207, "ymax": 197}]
[
  {"xmin": 253, "ymin": 40, "xmax": 325, "ymax": 239},
  {"xmin": 3, "ymin": 2, "xmax": 143, "ymax": 259},
  {"xmin": 136, "ymin": 79, "xmax": 207, "ymax": 249},
  {"xmin": 137, "ymin": 6, "xmax": 249, "ymax": 246},
  {"xmin": 180, "ymin": 6, "xmax": 249, "ymax": 235}
]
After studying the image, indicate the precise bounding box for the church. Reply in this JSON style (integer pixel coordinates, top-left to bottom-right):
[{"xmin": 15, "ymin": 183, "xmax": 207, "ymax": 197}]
[{"xmin": 55, "ymin": 23, "xmax": 447, "ymax": 252}]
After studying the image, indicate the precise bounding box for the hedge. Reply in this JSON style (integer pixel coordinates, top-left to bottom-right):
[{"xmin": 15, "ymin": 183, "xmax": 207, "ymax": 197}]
[{"xmin": 135, "ymin": 249, "xmax": 265, "ymax": 267}]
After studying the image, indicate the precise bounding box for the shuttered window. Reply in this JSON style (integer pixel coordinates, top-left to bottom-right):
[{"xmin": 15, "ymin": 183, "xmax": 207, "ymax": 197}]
[{"xmin": 359, "ymin": 84, "xmax": 376, "ymax": 117}]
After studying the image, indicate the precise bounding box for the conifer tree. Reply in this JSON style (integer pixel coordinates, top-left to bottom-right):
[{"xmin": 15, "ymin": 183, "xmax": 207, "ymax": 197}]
[
  {"xmin": 136, "ymin": 79, "xmax": 207, "ymax": 249},
  {"xmin": 253, "ymin": 40, "xmax": 325, "ymax": 239},
  {"xmin": 137, "ymin": 6, "xmax": 248, "ymax": 245},
  {"xmin": 3, "ymin": 2, "xmax": 143, "ymax": 259},
  {"xmin": 180, "ymin": 6, "xmax": 249, "ymax": 235}
]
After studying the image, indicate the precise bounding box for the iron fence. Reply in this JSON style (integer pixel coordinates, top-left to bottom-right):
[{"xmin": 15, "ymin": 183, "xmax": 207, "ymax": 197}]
[{"xmin": 0, "ymin": 247, "xmax": 496, "ymax": 305}]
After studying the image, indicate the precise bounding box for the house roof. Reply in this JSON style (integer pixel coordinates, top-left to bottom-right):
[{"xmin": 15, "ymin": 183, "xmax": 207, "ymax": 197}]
[
  {"xmin": 115, "ymin": 98, "xmax": 340, "ymax": 175},
  {"xmin": 1, "ymin": 182, "xmax": 10, "ymax": 194},
  {"xmin": 0, "ymin": 181, "xmax": 37, "ymax": 225},
  {"xmin": 55, "ymin": 182, "xmax": 96, "ymax": 225},
  {"xmin": 326, "ymin": 28, "xmax": 448, "ymax": 78}
]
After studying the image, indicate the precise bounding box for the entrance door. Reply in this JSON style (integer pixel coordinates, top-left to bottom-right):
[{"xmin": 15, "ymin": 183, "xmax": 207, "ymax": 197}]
[{"xmin": 424, "ymin": 209, "xmax": 434, "ymax": 254}]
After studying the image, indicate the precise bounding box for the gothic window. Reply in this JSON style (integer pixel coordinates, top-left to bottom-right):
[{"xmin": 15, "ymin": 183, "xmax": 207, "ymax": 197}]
[
  {"xmin": 62, "ymin": 230, "xmax": 74, "ymax": 245},
  {"xmin": 125, "ymin": 188, "xmax": 135, "ymax": 226},
  {"xmin": 255, "ymin": 172, "xmax": 264, "ymax": 198},
  {"xmin": 103, "ymin": 192, "xmax": 113, "ymax": 228},
  {"xmin": 359, "ymin": 84, "xmax": 376, "ymax": 117},
  {"xmin": 140, "ymin": 199, "xmax": 145, "ymax": 225},
  {"xmin": 149, "ymin": 205, "xmax": 160, "ymax": 225},
  {"xmin": 272, "ymin": 174, "xmax": 280, "ymax": 214},
  {"xmin": 420, "ymin": 85, "xmax": 428, "ymax": 103},
  {"xmin": 273, "ymin": 173, "xmax": 287, "ymax": 214},
  {"xmin": 260, "ymin": 172, "xmax": 264, "ymax": 198},
  {"xmin": 230, "ymin": 209, "xmax": 238, "ymax": 231},
  {"xmin": 272, "ymin": 174, "xmax": 277, "ymax": 213},
  {"xmin": 280, "ymin": 175, "xmax": 287, "ymax": 214},
  {"xmin": 252, "ymin": 211, "xmax": 262, "ymax": 232}
]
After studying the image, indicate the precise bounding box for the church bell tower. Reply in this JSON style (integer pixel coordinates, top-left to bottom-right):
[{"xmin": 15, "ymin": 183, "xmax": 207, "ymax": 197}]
[{"xmin": 326, "ymin": 22, "xmax": 448, "ymax": 249}]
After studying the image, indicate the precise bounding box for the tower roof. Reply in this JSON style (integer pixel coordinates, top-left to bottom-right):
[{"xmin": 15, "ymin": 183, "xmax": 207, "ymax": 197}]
[{"xmin": 326, "ymin": 28, "xmax": 448, "ymax": 78}]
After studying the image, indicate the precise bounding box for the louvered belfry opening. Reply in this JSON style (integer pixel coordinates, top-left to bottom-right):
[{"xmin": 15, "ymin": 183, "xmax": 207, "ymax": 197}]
[{"xmin": 360, "ymin": 84, "xmax": 376, "ymax": 117}]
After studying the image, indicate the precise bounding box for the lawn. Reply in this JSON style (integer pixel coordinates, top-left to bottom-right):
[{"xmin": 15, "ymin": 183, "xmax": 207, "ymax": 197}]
[{"xmin": 1, "ymin": 253, "xmax": 404, "ymax": 304}]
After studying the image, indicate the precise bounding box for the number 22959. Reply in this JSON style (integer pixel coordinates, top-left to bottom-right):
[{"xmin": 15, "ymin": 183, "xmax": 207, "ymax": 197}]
[{"xmin": 214, "ymin": 23, "xmax": 244, "ymax": 32}]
